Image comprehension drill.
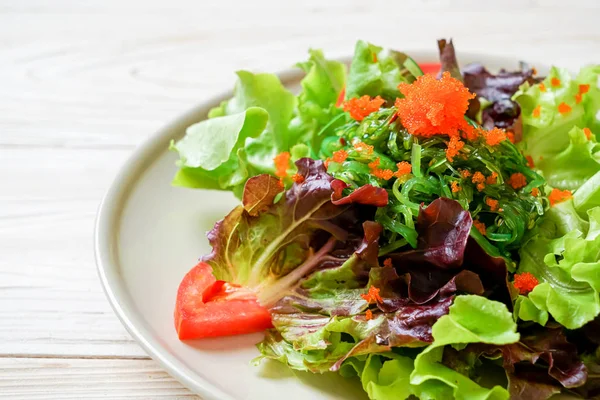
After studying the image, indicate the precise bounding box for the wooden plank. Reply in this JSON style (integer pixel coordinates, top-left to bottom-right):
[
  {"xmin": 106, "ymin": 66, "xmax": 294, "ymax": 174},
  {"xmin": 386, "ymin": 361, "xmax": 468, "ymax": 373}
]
[
  {"xmin": 0, "ymin": 147, "xmax": 146, "ymax": 357},
  {"xmin": 2, "ymin": 0, "xmax": 600, "ymax": 148},
  {"xmin": 0, "ymin": 357, "xmax": 198, "ymax": 399},
  {"xmin": 1, "ymin": 0, "xmax": 600, "ymax": 397}
]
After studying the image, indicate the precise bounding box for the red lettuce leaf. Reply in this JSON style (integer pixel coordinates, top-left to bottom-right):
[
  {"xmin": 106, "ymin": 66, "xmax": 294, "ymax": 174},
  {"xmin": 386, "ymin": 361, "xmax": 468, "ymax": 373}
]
[
  {"xmin": 437, "ymin": 39, "xmax": 462, "ymax": 81},
  {"xmin": 202, "ymin": 158, "xmax": 385, "ymax": 307},
  {"xmin": 462, "ymin": 62, "xmax": 538, "ymax": 133},
  {"xmin": 331, "ymin": 179, "xmax": 388, "ymax": 207},
  {"xmin": 450, "ymin": 326, "xmax": 588, "ymax": 400},
  {"xmin": 242, "ymin": 174, "xmax": 284, "ymax": 216},
  {"xmin": 258, "ymin": 198, "xmax": 511, "ymax": 373},
  {"xmin": 387, "ymin": 198, "xmax": 511, "ymax": 306}
]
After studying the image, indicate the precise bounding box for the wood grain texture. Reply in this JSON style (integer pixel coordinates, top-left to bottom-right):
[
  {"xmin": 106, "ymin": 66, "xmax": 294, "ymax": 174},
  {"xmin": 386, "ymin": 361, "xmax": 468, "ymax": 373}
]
[
  {"xmin": 1, "ymin": 0, "xmax": 600, "ymax": 397},
  {"xmin": 0, "ymin": 358, "xmax": 198, "ymax": 399}
]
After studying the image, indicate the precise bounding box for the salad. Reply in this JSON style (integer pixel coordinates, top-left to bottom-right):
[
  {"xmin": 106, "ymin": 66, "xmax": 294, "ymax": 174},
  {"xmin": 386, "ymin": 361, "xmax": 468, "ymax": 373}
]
[{"xmin": 171, "ymin": 39, "xmax": 600, "ymax": 400}]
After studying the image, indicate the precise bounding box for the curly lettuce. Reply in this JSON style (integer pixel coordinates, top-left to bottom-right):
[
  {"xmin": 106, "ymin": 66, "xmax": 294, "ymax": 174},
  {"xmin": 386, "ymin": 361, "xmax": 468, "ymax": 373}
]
[
  {"xmin": 514, "ymin": 66, "xmax": 600, "ymax": 190},
  {"xmin": 517, "ymin": 190, "xmax": 600, "ymax": 329},
  {"xmin": 341, "ymin": 296, "xmax": 519, "ymax": 400},
  {"xmin": 345, "ymin": 40, "xmax": 422, "ymax": 101},
  {"xmin": 172, "ymin": 50, "xmax": 347, "ymax": 195}
]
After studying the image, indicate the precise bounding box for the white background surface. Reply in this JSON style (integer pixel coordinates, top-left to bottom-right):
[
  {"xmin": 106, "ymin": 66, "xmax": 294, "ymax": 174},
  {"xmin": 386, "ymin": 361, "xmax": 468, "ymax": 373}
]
[{"xmin": 2, "ymin": 1, "xmax": 600, "ymax": 398}]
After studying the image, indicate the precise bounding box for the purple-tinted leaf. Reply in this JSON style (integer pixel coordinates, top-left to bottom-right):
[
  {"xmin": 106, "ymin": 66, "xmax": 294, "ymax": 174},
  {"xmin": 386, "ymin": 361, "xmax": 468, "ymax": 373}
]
[
  {"xmin": 463, "ymin": 326, "xmax": 587, "ymax": 399},
  {"xmin": 329, "ymin": 296, "xmax": 454, "ymax": 371},
  {"xmin": 386, "ymin": 198, "xmax": 511, "ymax": 306},
  {"xmin": 331, "ymin": 179, "xmax": 389, "ymax": 207},
  {"xmin": 202, "ymin": 157, "xmax": 380, "ymax": 307},
  {"xmin": 437, "ymin": 39, "xmax": 462, "ymax": 81},
  {"xmin": 393, "ymin": 197, "xmax": 472, "ymax": 269},
  {"xmin": 463, "ymin": 62, "xmax": 538, "ymax": 133},
  {"xmin": 242, "ymin": 174, "xmax": 284, "ymax": 216},
  {"xmin": 463, "ymin": 63, "xmax": 536, "ymax": 103}
]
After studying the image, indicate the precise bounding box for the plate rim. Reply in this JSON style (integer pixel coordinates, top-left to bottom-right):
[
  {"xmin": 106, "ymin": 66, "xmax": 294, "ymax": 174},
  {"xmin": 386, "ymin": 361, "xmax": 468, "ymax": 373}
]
[{"xmin": 94, "ymin": 50, "xmax": 536, "ymax": 399}]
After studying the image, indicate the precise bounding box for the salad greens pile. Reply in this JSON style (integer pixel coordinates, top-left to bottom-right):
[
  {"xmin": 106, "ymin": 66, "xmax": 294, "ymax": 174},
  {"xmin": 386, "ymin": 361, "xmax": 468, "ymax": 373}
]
[{"xmin": 172, "ymin": 39, "xmax": 600, "ymax": 399}]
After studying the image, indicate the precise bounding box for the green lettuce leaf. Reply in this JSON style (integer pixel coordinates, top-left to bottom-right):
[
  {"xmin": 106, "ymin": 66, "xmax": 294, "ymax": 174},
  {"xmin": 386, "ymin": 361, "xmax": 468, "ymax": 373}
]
[
  {"xmin": 341, "ymin": 353, "xmax": 454, "ymax": 400},
  {"xmin": 514, "ymin": 67, "xmax": 586, "ymax": 162},
  {"xmin": 346, "ymin": 40, "xmax": 422, "ymax": 101},
  {"xmin": 517, "ymin": 198, "xmax": 600, "ymax": 329},
  {"xmin": 514, "ymin": 66, "xmax": 600, "ymax": 190},
  {"xmin": 409, "ymin": 296, "xmax": 518, "ymax": 400},
  {"xmin": 173, "ymin": 50, "xmax": 350, "ymax": 195},
  {"xmin": 577, "ymin": 65, "xmax": 600, "ymax": 138},
  {"xmin": 171, "ymin": 107, "xmax": 268, "ymax": 193},
  {"xmin": 288, "ymin": 49, "xmax": 347, "ymax": 155},
  {"xmin": 535, "ymin": 126, "xmax": 600, "ymax": 190},
  {"xmin": 574, "ymin": 170, "xmax": 600, "ymax": 215},
  {"xmin": 172, "ymin": 70, "xmax": 296, "ymax": 194},
  {"xmin": 219, "ymin": 71, "xmax": 296, "ymax": 173}
]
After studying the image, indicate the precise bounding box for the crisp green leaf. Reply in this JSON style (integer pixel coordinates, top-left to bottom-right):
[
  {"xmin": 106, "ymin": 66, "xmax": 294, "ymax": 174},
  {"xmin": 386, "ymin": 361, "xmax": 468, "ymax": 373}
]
[
  {"xmin": 514, "ymin": 295, "xmax": 549, "ymax": 326},
  {"xmin": 536, "ymin": 126, "xmax": 600, "ymax": 190},
  {"xmin": 289, "ymin": 49, "xmax": 347, "ymax": 154},
  {"xmin": 515, "ymin": 67, "xmax": 585, "ymax": 162},
  {"xmin": 518, "ymin": 197, "xmax": 600, "ymax": 329},
  {"xmin": 408, "ymin": 296, "xmax": 517, "ymax": 400},
  {"xmin": 346, "ymin": 40, "xmax": 421, "ymax": 101},
  {"xmin": 172, "ymin": 107, "xmax": 268, "ymax": 171},
  {"xmin": 427, "ymin": 296, "xmax": 519, "ymax": 347},
  {"xmin": 171, "ymin": 107, "xmax": 268, "ymax": 190},
  {"xmin": 514, "ymin": 66, "xmax": 600, "ymax": 191},
  {"xmin": 577, "ymin": 65, "xmax": 600, "ymax": 137},
  {"xmin": 574, "ymin": 170, "xmax": 600, "ymax": 215}
]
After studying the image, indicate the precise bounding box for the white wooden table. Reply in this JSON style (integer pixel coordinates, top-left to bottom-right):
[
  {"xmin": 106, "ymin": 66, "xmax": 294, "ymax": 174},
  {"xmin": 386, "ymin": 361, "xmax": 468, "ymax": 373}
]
[{"xmin": 2, "ymin": 1, "xmax": 599, "ymax": 398}]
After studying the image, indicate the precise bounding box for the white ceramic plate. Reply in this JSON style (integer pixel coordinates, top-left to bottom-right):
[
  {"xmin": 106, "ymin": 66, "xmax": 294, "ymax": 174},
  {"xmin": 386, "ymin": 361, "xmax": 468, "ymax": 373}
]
[{"xmin": 95, "ymin": 51, "xmax": 540, "ymax": 400}]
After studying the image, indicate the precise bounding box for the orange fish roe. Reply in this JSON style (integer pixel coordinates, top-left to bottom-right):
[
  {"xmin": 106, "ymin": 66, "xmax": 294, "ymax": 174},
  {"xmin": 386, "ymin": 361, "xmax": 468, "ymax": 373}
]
[
  {"xmin": 558, "ymin": 102, "xmax": 572, "ymax": 115},
  {"xmin": 365, "ymin": 309, "xmax": 373, "ymax": 320},
  {"xmin": 551, "ymin": 77, "xmax": 561, "ymax": 88},
  {"xmin": 332, "ymin": 149, "xmax": 349, "ymax": 163},
  {"xmin": 451, "ymin": 181, "xmax": 461, "ymax": 193},
  {"xmin": 274, "ymin": 152, "xmax": 291, "ymax": 178},
  {"xmin": 507, "ymin": 131, "xmax": 516, "ymax": 143},
  {"xmin": 575, "ymin": 93, "xmax": 583, "ymax": 104},
  {"xmin": 372, "ymin": 52, "xmax": 378, "ymax": 63},
  {"xmin": 361, "ymin": 286, "xmax": 383, "ymax": 304},
  {"xmin": 292, "ymin": 173, "xmax": 305, "ymax": 184},
  {"xmin": 548, "ymin": 188, "xmax": 572, "ymax": 206},
  {"xmin": 539, "ymin": 82, "xmax": 547, "ymax": 92},
  {"xmin": 531, "ymin": 187, "xmax": 540, "ymax": 196},
  {"xmin": 532, "ymin": 105, "xmax": 541, "ymax": 118},
  {"xmin": 513, "ymin": 272, "xmax": 539, "ymax": 295},
  {"xmin": 476, "ymin": 183, "xmax": 486, "ymax": 192},
  {"xmin": 473, "ymin": 220, "xmax": 486, "ymax": 236},
  {"xmin": 471, "ymin": 171, "xmax": 485, "ymax": 184},
  {"xmin": 508, "ymin": 173, "xmax": 527, "ymax": 190},
  {"xmin": 395, "ymin": 72, "xmax": 475, "ymax": 138},
  {"xmin": 372, "ymin": 168, "xmax": 394, "ymax": 180},
  {"xmin": 580, "ymin": 84, "xmax": 590, "ymax": 94},
  {"xmin": 354, "ymin": 141, "xmax": 374, "ymax": 154},
  {"xmin": 526, "ymin": 155, "xmax": 535, "ymax": 168},
  {"xmin": 484, "ymin": 127, "xmax": 507, "ymax": 146},
  {"xmin": 486, "ymin": 172, "xmax": 498, "ymax": 185},
  {"xmin": 395, "ymin": 161, "xmax": 412, "ymax": 177},
  {"xmin": 486, "ymin": 197, "xmax": 500, "ymax": 211},
  {"xmin": 461, "ymin": 169, "xmax": 472, "ymax": 178},
  {"xmin": 446, "ymin": 136, "xmax": 465, "ymax": 162},
  {"xmin": 383, "ymin": 258, "xmax": 393, "ymax": 267},
  {"xmin": 342, "ymin": 95, "xmax": 385, "ymax": 121},
  {"xmin": 461, "ymin": 125, "xmax": 479, "ymax": 141},
  {"xmin": 368, "ymin": 158, "xmax": 380, "ymax": 169},
  {"xmin": 584, "ymin": 128, "xmax": 593, "ymax": 140}
]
